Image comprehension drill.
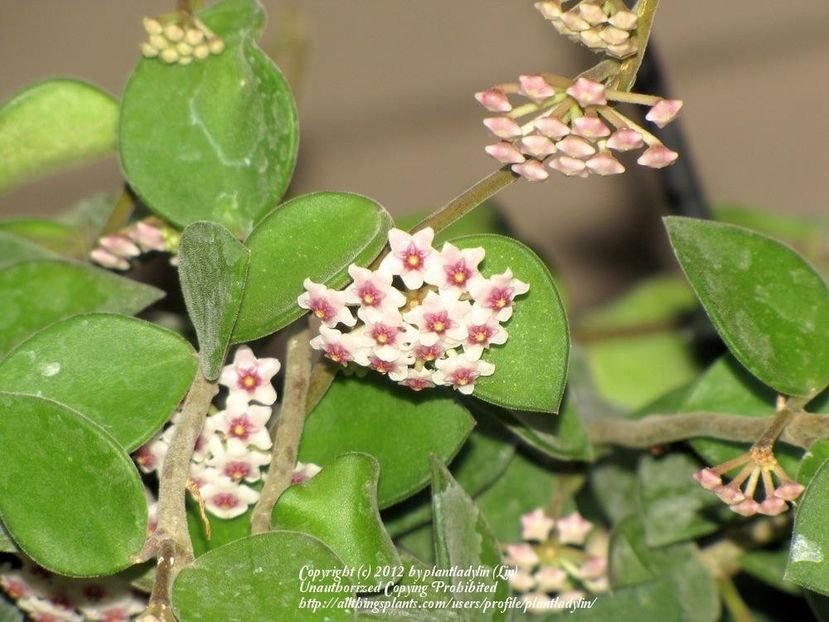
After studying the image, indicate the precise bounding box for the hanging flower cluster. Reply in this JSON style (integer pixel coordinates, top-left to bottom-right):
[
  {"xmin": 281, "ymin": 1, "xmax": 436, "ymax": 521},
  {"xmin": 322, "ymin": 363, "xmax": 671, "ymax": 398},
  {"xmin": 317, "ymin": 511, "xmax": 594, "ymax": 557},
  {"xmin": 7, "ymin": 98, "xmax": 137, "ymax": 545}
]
[
  {"xmin": 693, "ymin": 446, "xmax": 805, "ymax": 517},
  {"xmin": 139, "ymin": 15, "xmax": 225, "ymax": 65},
  {"xmin": 535, "ymin": 1, "xmax": 639, "ymax": 59},
  {"xmin": 476, "ymin": 74, "xmax": 682, "ymax": 181},
  {"xmin": 0, "ymin": 559, "xmax": 146, "ymax": 622},
  {"xmin": 299, "ymin": 227, "xmax": 528, "ymax": 395},
  {"xmin": 90, "ymin": 218, "xmax": 179, "ymax": 272},
  {"xmin": 504, "ymin": 509, "xmax": 609, "ymax": 614},
  {"xmin": 134, "ymin": 346, "xmax": 321, "ymax": 520}
]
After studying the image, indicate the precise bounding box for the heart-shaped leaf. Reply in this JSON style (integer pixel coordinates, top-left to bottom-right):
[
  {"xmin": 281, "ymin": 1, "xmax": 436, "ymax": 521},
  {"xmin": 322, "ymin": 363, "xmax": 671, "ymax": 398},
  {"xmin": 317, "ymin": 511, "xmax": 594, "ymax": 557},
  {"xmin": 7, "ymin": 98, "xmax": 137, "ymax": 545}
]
[
  {"xmin": 178, "ymin": 222, "xmax": 250, "ymax": 380},
  {"xmin": 0, "ymin": 260, "xmax": 163, "ymax": 356},
  {"xmin": 451, "ymin": 234, "xmax": 569, "ymax": 413},
  {"xmin": 172, "ymin": 531, "xmax": 355, "ymax": 621},
  {"xmin": 0, "ymin": 393, "xmax": 147, "ymax": 576},
  {"xmin": 233, "ymin": 192, "xmax": 393, "ymax": 342},
  {"xmin": 665, "ymin": 217, "xmax": 829, "ymax": 397},
  {"xmin": 682, "ymin": 355, "xmax": 803, "ymax": 476},
  {"xmin": 188, "ymin": 503, "xmax": 253, "ymax": 558},
  {"xmin": 0, "ymin": 218, "xmax": 87, "ymax": 259},
  {"xmin": 430, "ymin": 457, "xmax": 509, "ymax": 619},
  {"xmin": 787, "ymin": 456, "xmax": 829, "ymax": 594},
  {"xmin": 0, "ymin": 79, "xmax": 117, "ymax": 194},
  {"xmin": 273, "ymin": 453, "xmax": 400, "ymax": 573},
  {"xmin": 0, "ymin": 230, "xmax": 56, "ymax": 269},
  {"xmin": 119, "ymin": 0, "xmax": 297, "ymax": 236},
  {"xmin": 299, "ymin": 374, "xmax": 473, "ymax": 508},
  {"xmin": 0, "ymin": 314, "xmax": 197, "ymax": 450}
]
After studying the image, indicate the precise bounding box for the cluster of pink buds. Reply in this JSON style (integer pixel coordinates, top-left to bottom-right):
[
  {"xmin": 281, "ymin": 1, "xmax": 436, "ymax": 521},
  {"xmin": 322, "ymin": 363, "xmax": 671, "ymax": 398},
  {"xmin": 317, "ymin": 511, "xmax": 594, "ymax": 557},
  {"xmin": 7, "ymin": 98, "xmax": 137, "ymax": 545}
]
[
  {"xmin": 90, "ymin": 218, "xmax": 178, "ymax": 272},
  {"xmin": 504, "ymin": 509, "xmax": 608, "ymax": 614},
  {"xmin": 693, "ymin": 446, "xmax": 805, "ymax": 517},
  {"xmin": 140, "ymin": 15, "xmax": 225, "ymax": 65},
  {"xmin": 0, "ymin": 559, "xmax": 146, "ymax": 622},
  {"xmin": 536, "ymin": 1, "xmax": 639, "ymax": 59},
  {"xmin": 476, "ymin": 74, "xmax": 682, "ymax": 181},
  {"xmin": 299, "ymin": 227, "xmax": 529, "ymax": 395},
  {"xmin": 134, "ymin": 346, "xmax": 321, "ymax": 520}
]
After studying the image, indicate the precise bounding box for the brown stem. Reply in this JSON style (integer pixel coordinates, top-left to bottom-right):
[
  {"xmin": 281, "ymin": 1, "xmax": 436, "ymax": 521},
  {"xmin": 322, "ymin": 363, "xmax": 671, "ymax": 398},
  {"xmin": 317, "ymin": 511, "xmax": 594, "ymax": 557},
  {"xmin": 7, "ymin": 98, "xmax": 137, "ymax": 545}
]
[
  {"xmin": 304, "ymin": 359, "xmax": 338, "ymax": 416},
  {"xmin": 251, "ymin": 328, "xmax": 312, "ymax": 534},
  {"xmin": 752, "ymin": 408, "xmax": 794, "ymax": 451},
  {"xmin": 716, "ymin": 576, "xmax": 754, "ymax": 622},
  {"xmin": 139, "ymin": 372, "xmax": 217, "ymax": 614},
  {"xmin": 610, "ymin": 0, "xmax": 662, "ymax": 92},
  {"xmin": 586, "ymin": 410, "xmax": 828, "ymax": 450},
  {"xmin": 101, "ymin": 188, "xmax": 136, "ymax": 237}
]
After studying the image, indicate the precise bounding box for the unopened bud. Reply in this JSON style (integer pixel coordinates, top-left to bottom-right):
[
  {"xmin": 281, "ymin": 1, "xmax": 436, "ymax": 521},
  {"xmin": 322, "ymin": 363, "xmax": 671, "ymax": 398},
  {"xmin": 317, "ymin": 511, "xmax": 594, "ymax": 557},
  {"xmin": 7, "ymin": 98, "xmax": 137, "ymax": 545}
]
[
  {"xmin": 512, "ymin": 159, "xmax": 549, "ymax": 182},
  {"xmin": 194, "ymin": 44, "xmax": 210, "ymax": 60},
  {"xmin": 149, "ymin": 34, "xmax": 169, "ymax": 50},
  {"xmin": 549, "ymin": 156, "xmax": 587, "ymax": 177},
  {"xmin": 758, "ymin": 497, "xmax": 788, "ymax": 516},
  {"xmin": 208, "ymin": 38, "xmax": 225, "ymax": 55},
  {"xmin": 599, "ymin": 26, "xmax": 630, "ymax": 46},
  {"xmin": 534, "ymin": 117, "xmax": 570, "ymax": 139},
  {"xmin": 730, "ymin": 499, "xmax": 759, "ymax": 516},
  {"xmin": 578, "ymin": 3, "xmax": 607, "ymax": 25},
  {"xmin": 637, "ymin": 144, "xmax": 679, "ymax": 168},
  {"xmin": 579, "ymin": 28, "xmax": 605, "ymax": 49},
  {"xmin": 164, "ymin": 23, "xmax": 185, "ymax": 42},
  {"xmin": 160, "ymin": 47, "xmax": 180, "ymax": 64},
  {"xmin": 140, "ymin": 42, "xmax": 159, "ymax": 58},
  {"xmin": 143, "ymin": 17, "xmax": 163, "ymax": 36},
  {"xmin": 185, "ymin": 28, "xmax": 205, "ymax": 46},
  {"xmin": 560, "ymin": 11, "xmax": 591, "ymax": 32},
  {"xmin": 609, "ymin": 10, "xmax": 638, "ymax": 31},
  {"xmin": 485, "ymin": 142, "xmax": 526, "ymax": 164},
  {"xmin": 475, "ymin": 88, "xmax": 512, "ymax": 113},
  {"xmin": 176, "ymin": 42, "xmax": 193, "ymax": 56},
  {"xmin": 556, "ymin": 136, "xmax": 596, "ymax": 158},
  {"xmin": 519, "ymin": 135, "xmax": 557, "ymax": 158},
  {"xmin": 483, "ymin": 117, "xmax": 523, "ymax": 139},
  {"xmin": 586, "ymin": 152, "xmax": 624, "ymax": 175}
]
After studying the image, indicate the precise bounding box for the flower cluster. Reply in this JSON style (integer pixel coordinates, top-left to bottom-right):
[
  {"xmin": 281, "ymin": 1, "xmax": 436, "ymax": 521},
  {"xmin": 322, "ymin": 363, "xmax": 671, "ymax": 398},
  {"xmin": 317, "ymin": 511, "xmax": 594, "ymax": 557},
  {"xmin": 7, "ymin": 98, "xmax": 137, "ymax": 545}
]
[
  {"xmin": 693, "ymin": 446, "xmax": 805, "ymax": 517},
  {"xmin": 476, "ymin": 74, "xmax": 682, "ymax": 181},
  {"xmin": 536, "ymin": 1, "xmax": 639, "ymax": 59},
  {"xmin": 134, "ymin": 347, "xmax": 321, "ymax": 520},
  {"xmin": 299, "ymin": 227, "xmax": 528, "ymax": 395},
  {"xmin": 504, "ymin": 509, "xmax": 609, "ymax": 614},
  {"xmin": 0, "ymin": 559, "xmax": 146, "ymax": 622},
  {"xmin": 90, "ymin": 218, "xmax": 178, "ymax": 272},
  {"xmin": 139, "ymin": 15, "xmax": 224, "ymax": 65}
]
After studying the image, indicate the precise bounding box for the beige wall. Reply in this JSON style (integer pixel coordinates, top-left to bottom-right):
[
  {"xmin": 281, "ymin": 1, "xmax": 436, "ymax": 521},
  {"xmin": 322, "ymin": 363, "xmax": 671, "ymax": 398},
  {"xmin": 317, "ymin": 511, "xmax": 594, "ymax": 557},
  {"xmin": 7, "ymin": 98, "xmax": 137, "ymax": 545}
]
[{"xmin": 2, "ymin": 1, "xmax": 827, "ymax": 310}]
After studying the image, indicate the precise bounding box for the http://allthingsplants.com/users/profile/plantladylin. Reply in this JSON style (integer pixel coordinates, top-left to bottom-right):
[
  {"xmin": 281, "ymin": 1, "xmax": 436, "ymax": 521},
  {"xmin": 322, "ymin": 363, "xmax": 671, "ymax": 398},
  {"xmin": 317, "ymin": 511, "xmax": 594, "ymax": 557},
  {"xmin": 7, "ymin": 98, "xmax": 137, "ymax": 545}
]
[{"xmin": 0, "ymin": 0, "xmax": 828, "ymax": 620}]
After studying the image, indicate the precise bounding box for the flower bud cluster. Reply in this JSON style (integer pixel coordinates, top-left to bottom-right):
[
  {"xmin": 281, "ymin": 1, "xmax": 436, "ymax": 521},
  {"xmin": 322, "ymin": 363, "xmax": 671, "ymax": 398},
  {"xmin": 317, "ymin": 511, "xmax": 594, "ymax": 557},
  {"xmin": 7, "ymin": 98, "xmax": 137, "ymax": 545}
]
[
  {"xmin": 140, "ymin": 15, "xmax": 225, "ymax": 65},
  {"xmin": 0, "ymin": 559, "xmax": 146, "ymax": 622},
  {"xmin": 535, "ymin": 1, "xmax": 639, "ymax": 59},
  {"xmin": 693, "ymin": 446, "xmax": 805, "ymax": 517},
  {"xmin": 299, "ymin": 227, "xmax": 529, "ymax": 395},
  {"xmin": 476, "ymin": 75, "xmax": 682, "ymax": 181},
  {"xmin": 504, "ymin": 509, "xmax": 609, "ymax": 614},
  {"xmin": 89, "ymin": 218, "xmax": 178, "ymax": 272},
  {"xmin": 134, "ymin": 346, "xmax": 321, "ymax": 520}
]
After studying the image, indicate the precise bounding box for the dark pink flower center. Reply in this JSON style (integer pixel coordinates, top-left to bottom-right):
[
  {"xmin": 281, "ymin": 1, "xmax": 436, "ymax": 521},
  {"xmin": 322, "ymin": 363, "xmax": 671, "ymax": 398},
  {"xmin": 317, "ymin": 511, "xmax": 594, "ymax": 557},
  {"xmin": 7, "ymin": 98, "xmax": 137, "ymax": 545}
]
[
  {"xmin": 214, "ymin": 493, "xmax": 239, "ymax": 509},
  {"xmin": 486, "ymin": 286, "xmax": 513, "ymax": 310},
  {"xmin": 102, "ymin": 609, "xmax": 130, "ymax": 622},
  {"xmin": 228, "ymin": 416, "xmax": 254, "ymax": 441},
  {"xmin": 325, "ymin": 344, "xmax": 351, "ymax": 365},
  {"xmin": 358, "ymin": 283, "xmax": 383, "ymax": 307},
  {"xmin": 370, "ymin": 324, "xmax": 398, "ymax": 346},
  {"xmin": 236, "ymin": 368, "xmax": 261, "ymax": 392},
  {"xmin": 425, "ymin": 311, "xmax": 451, "ymax": 334},
  {"xmin": 450, "ymin": 368, "xmax": 476, "ymax": 386},
  {"xmin": 225, "ymin": 462, "xmax": 252, "ymax": 480},
  {"xmin": 135, "ymin": 447, "xmax": 155, "ymax": 469},
  {"xmin": 401, "ymin": 244, "xmax": 425, "ymax": 270},
  {"xmin": 310, "ymin": 297, "xmax": 335, "ymax": 322},
  {"xmin": 468, "ymin": 325, "xmax": 494, "ymax": 345},
  {"xmin": 445, "ymin": 261, "xmax": 472, "ymax": 286},
  {"xmin": 414, "ymin": 344, "xmax": 442, "ymax": 362},
  {"xmin": 404, "ymin": 378, "xmax": 431, "ymax": 391},
  {"xmin": 369, "ymin": 357, "xmax": 394, "ymax": 374}
]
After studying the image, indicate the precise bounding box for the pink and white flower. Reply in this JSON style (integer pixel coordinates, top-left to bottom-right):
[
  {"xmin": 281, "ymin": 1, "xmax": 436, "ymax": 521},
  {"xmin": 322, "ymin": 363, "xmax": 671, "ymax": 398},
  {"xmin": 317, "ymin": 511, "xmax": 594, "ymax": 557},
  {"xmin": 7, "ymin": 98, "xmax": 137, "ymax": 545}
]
[
  {"xmin": 505, "ymin": 544, "xmax": 540, "ymax": 571},
  {"xmin": 566, "ymin": 77, "xmax": 607, "ymax": 107},
  {"xmin": 206, "ymin": 436, "xmax": 271, "ymax": 483},
  {"xmin": 347, "ymin": 265, "xmax": 406, "ymax": 322},
  {"xmin": 214, "ymin": 403, "xmax": 272, "ymax": 451},
  {"xmin": 310, "ymin": 325, "xmax": 371, "ymax": 366},
  {"xmin": 521, "ymin": 508, "xmax": 555, "ymax": 542},
  {"xmin": 219, "ymin": 345, "xmax": 280, "ymax": 406},
  {"xmin": 398, "ymin": 367, "xmax": 436, "ymax": 391},
  {"xmin": 424, "ymin": 242, "xmax": 485, "ymax": 292},
  {"xmin": 200, "ymin": 479, "xmax": 260, "ymax": 519},
  {"xmin": 555, "ymin": 512, "xmax": 592, "ymax": 545},
  {"xmin": 298, "ymin": 279, "xmax": 357, "ymax": 328},
  {"xmin": 361, "ymin": 310, "xmax": 410, "ymax": 361},
  {"xmin": 433, "ymin": 354, "xmax": 495, "ymax": 395},
  {"xmin": 292, "ymin": 462, "xmax": 322, "ymax": 484},
  {"xmin": 366, "ymin": 353, "xmax": 413, "ymax": 382},
  {"xmin": 403, "ymin": 290, "xmax": 470, "ymax": 347},
  {"xmin": 646, "ymin": 99, "xmax": 683, "ymax": 128},
  {"xmin": 133, "ymin": 433, "xmax": 168, "ymax": 474},
  {"xmin": 469, "ymin": 269, "xmax": 530, "ymax": 321},
  {"xmin": 379, "ymin": 228, "xmax": 440, "ymax": 289},
  {"xmin": 463, "ymin": 306, "xmax": 508, "ymax": 359}
]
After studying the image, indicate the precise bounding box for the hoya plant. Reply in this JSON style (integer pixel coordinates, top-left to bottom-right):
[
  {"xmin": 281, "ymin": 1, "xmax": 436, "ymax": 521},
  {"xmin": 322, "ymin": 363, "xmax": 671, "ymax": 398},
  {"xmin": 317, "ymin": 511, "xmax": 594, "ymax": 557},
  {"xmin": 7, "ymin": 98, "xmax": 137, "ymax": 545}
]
[{"xmin": 0, "ymin": 0, "xmax": 827, "ymax": 621}]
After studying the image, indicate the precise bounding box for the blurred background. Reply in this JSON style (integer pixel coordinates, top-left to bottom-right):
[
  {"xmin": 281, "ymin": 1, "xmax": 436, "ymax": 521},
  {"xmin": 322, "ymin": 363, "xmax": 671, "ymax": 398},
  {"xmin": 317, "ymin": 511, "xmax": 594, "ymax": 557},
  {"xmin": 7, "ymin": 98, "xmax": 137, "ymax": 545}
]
[{"xmin": 1, "ymin": 0, "xmax": 827, "ymax": 313}]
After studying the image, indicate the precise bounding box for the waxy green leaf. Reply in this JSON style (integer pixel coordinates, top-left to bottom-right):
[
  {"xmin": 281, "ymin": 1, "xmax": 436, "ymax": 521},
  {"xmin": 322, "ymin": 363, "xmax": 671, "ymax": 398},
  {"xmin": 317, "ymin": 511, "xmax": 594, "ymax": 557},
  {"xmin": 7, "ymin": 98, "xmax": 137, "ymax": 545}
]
[
  {"xmin": 787, "ymin": 456, "xmax": 829, "ymax": 594},
  {"xmin": 273, "ymin": 453, "xmax": 400, "ymax": 572},
  {"xmin": 0, "ymin": 79, "xmax": 117, "ymax": 194},
  {"xmin": 234, "ymin": 192, "xmax": 392, "ymax": 342},
  {"xmin": 738, "ymin": 548, "xmax": 800, "ymax": 595},
  {"xmin": 451, "ymin": 234, "xmax": 569, "ymax": 413},
  {"xmin": 300, "ymin": 374, "xmax": 473, "ymax": 508},
  {"xmin": 172, "ymin": 531, "xmax": 354, "ymax": 621},
  {"xmin": 0, "ymin": 314, "xmax": 196, "ymax": 450},
  {"xmin": 119, "ymin": 0, "xmax": 297, "ymax": 236},
  {"xmin": 430, "ymin": 458, "xmax": 509, "ymax": 619},
  {"xmin": 0, "ymin": 520, "xmax": 15, "ymax": 552},
  {"xmin": 178, "ymin": 222, "xmax": 250, "ymax": 379},
  {"xmin": 0, "ymin": 218, "xmax": 87, "ymax": 259},
  {"xmin": 683, "ymin": 355, "xmax": 802, "ymax": 477},
  {"xmin": 0, "ymin": 393, "xmax": 146, "ymax": 576},
  {"xmin": 666, "ymin": 217, "xmax": 829, "ymax": 397},
  {"xmin": 188, "ymin": 503, "xmax": 253, "ymax": 557},
  {"xmin": 0, "ymin": 230, "xmax": 56, "ymax": 269},
  {"xmin": 0, "ymin": 260, "xmax": 163, "ymax": 356}
]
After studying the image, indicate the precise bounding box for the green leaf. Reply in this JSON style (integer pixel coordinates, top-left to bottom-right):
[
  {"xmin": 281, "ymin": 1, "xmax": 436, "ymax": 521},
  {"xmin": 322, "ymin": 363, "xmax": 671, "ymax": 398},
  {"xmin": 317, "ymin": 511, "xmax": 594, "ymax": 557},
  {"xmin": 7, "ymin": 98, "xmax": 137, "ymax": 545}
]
[
  {"xmin": 568, "ymin": 578, "xmax": 684, "ymax": 622},
  {"xmin": 738, "ymin": 548, "xmax": 800, "ymax": 595},
  {"xmin": 0, "ymin": 79, "xmax": 117, "ymax": 194},
  {"xmin": 0, "ymin": 598, "xmax": 23, "ymax": 622},
  {"xmin": 0, "ymin": 230, "xmax": 57, "ymax": 269},
  {"xmin": 395, "ymin": 200, "xmax": 510, "ymax": 246},
  {"xmin": 451, "ymin": 234, "xmax": 569, "ymax": 413},
  {"xmin": 299, "ymin": 374, "xmax": 473, "ymax": 508},
  {"xmin": 682, "ymin": 355, "xmax": 802, "ymax": 477},
  {"xmin": 0, "ymin": 393, "xmax": 147, "ymax": 576},
  {"xmin": 188, "ymin": 502, "xmax": 253, "ymax": 557},
  {"xmin": 476, "ymin": 449, "xmax": 577, "ymax": 542},
  {"xmin": 199, "ymin": 0, "xmax": 266, "ymax": 42},
  {"xmin": 273, "ymin": 453, "xmax": 400, "ymax": 573},
  {"xmin": 787, "ymin": 456, "xmax": 829, "ymax": 594},
  {"xmin": 178, "ymin": 222, "xmax": 250, "ymax": 379},
  {"xmin": 234, "ymin": 192, "xmax": 392, "ymax": 342},
  {"xmin": 0, "ymin": 520, "xmax": 15, "ymax": 552},
  {"xmin": 430, "ymin": 457, "xmax": 509, "ymax": 619},
  {"xmin": 57, "ymin": 193, "xmax": 116, "ymax": 248},
  {"xmin": 665, "ymin": 216, "xmax": 829, "ymax": 397},
  {"xmin": 119, "ymin": 0, "xmax": 297, "ymax": 236},
  {"xmin": 0, "ymin": 313, "xmax": 196, "ymax": 450},
  {"xmin": 172, "ymin": 531, "xmax": 355, "ymax": 621},
  {"xmin": 609, "ymin": 515, "xmax": 720, "ymax": 622},
  {"xmin": 0, "ymin": 218, "xmax": 87, "ymax": 258},
  {"xmin": 0, "ymin": 260, "xmax": 163, "ymax": 356},
  {"xmin": 588, "ymin": 450, "xmax": 639, "ymax": 525},
  {"xmin": 637, "ymin": 453, "xmax": 731, "ymax": 547},
  {"xmin": 798, "ymin": 439, "xmax": 829, "ymax": 486}
]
